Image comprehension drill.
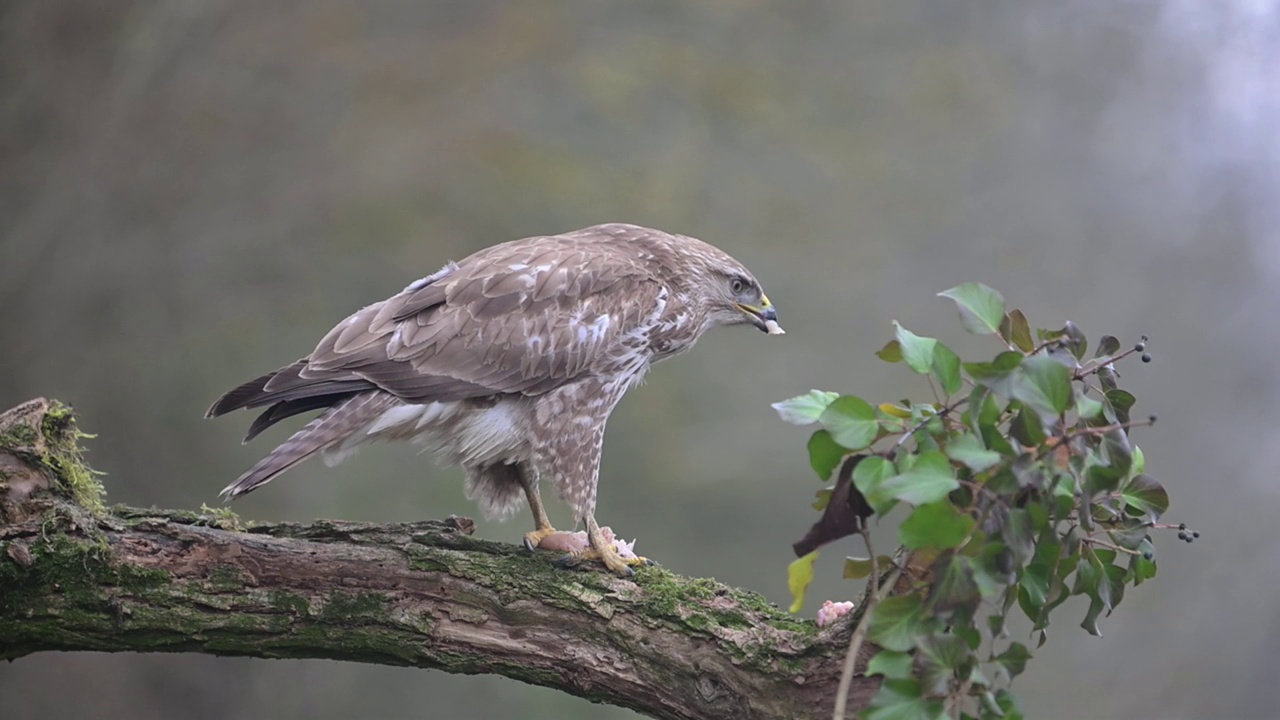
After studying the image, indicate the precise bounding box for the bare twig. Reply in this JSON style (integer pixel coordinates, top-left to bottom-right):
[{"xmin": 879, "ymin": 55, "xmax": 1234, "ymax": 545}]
[
  {"xmin": 834, "ymin": 527, "xmax": 883, "ymax": 720},
  {"xmin": 892, "ymin": 398, "xmax": 969, "ymax": 450}
]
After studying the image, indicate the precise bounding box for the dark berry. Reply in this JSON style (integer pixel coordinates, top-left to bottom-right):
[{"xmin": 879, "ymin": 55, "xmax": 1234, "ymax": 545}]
[
  {"xmin": 1192, "ymin": 531, "xmax": 1200, "ymax": 539},
  {"xmin": 1178, "ymin": 523, "xmax": 1187, "ymax": 531},
  {"xmin": 1141, "ymin": 353, "xmax": 1152, "ymax": 363},
  {"xmin": 1142, "ymin": 551, "xmax": 1154, "ymax": 560},
  {"xmin": 1141, "ymin": 335, "xmax": 1149, "ymax": 342},
  {"xmin": 1135, "ymin": 342, "xmax": 1146, "ymax": 352},
  {"xmin": 1177, "ymin": 531, "xmax": 1188, "ymax": 541},
  {"xmin": 1148, "ymin": 414, "xmax": 1158, "ymax": 425}
]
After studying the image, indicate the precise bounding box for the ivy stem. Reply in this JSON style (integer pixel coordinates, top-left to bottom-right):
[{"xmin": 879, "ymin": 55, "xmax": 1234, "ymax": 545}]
[
  {"xmin": 1073, "ymin": 346, "xmax": 1143, "ymax": 381},
  {"xmin": 1081, "ymin": 536, "xmax": 1140, "ymax": 556},
  {"xmin": 833, "ymin": 528, "xmax": 880, "ymax": 720},
  {"xmin": 892, "ymin": 397, "xmax": 969, "ymax": 450},
  {"xmin": 1041, "ymin": 416, "xmax": 1157, "ymax": 457}
]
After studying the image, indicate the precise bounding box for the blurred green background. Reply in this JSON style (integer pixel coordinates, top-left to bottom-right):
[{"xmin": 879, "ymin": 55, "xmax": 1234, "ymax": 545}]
[{"xmin": 3, "ymin": 2, "xmax": 1277, "ymax": 718}]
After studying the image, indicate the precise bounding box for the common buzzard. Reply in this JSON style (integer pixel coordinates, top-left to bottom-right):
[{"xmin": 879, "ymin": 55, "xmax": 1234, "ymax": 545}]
[{"xmin": 207, "ymin": 223, "xmax": 783, "ymax": 575}]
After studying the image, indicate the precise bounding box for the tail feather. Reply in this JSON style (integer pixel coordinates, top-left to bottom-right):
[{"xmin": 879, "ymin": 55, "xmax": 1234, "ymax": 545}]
[
  {"xmin": 220, "ymin": 392, "xmax": 396, "ymax": 500},
  {"xmin": 206, "ymin": 366, "xmax": 288, "ymax": 418},
  {"xmin": 241, "ymin": 393, "xmax": 361, "ymax": 444},
  {"xmin": 205, "ymin": 359, "xmax": 376, "ymax": 419}
]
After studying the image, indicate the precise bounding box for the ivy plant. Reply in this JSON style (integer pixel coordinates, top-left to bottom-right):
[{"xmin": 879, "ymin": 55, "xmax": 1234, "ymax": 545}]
[{"xmin": 775, "ymin": 283, "xmax": 1191, "ymax": 720}]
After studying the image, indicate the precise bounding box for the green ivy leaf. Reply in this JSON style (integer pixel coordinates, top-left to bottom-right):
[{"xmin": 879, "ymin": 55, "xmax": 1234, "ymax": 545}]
[
  {"xmin": 1060, "ymin": 321, "xmax": 1088, "ymax": 360},
  {"xmin": 918, "ymin": 634, "xmax": 972, "ymax": 695},
  {"xmin": 853, "ymin": 456, "xmax": 898, "ymax": 515},
  {"xmin": 1130, "ymin": 540, "xmax": 1157, "ymax": 586},
  {"xmin": 956, "ymin": 624, "xmax": 982, "ymax": 652},
  {"xmin": 871, "ymin": 450, "xmax": 960, "ymax": 509},
  {"xmin": 970, "ymin": 665, "xmax": 991, "ymax": 689},
  {"xmin": 1001, "ymin": 508, "xmax": 1035, "ymax": 567},
  {"xmin": 988, "ymin": 611, "xmax": 1006, "ymax": 638},
  {"xmin": 786, "ymin": 551, "xmax": 819, "ymax": 613},
  {"xmin": 925, "ymin": 632, "xmax": 973, "ymax": 668},
  {"xmin": 1074, "ymin": 547, "xmax": 1123, "ymax": 629},
  {"xmin": 991, "ymin": 690, "xmax": 1025, "ymax": 720},
  {"xmin": 967, "ymin": 386, "xmax": 1002, "ymax": 438},
  {"xmin": 1121, "ymin": 474, "xmax": 1169, "ymax": 520},
  {"xmin": 977, "ymin": 542, "xmax": 1014, "ymax": 593},
  {"xmin": 900, "ymin": 501, "xmax": 976, "ymax": 550},
  {"xmin": 772, "ymin": 389, "xmax": 839, "ymax": 426},
  {"xmin": 878, "ymin": 339, "xmax": 904, "ymax": 363},
  {"xmin": 864, "ymin": 679, "xmax": 947, "ymax": 720},
  {"xmin": 1008, "ymin": 407, "xmax": 1046, "ymax": 447},
  {"xmin": 819, "ymin": 395, "xmax": 880, "ymax": 451},
  {"xmin": 1100, "ymin": 427, "xmax": 1133, "ymax": 478},
  {"xmin": 995, "ymin": 642, "xmax": 1031, "ymax": 678},
  {"xmin": 869, "ymin": 594, "xmax": 926, "ymax": 652},
  {"xmin": 929, "ymin": 553, "xmax": 982, "ymax": 617},
  {"xmin": 1102, "ymin": 556, "xmax": 1126, "ymax": 610},
  {"xmin": 1017, "ymin": 563, "xmax": 1049, "ymax": 624},
  {"xmin": 1085, "ymin": 458, "xmax": 1125, "ymax": 496},
  {"xmin": 939, "ymin": 282, "xmax": 1006, "ymax": 335},
  {"xmin": 964, "ymin": 352, "xmax": 1024, "ymax": 395},
  {"xmin": 1104, "ymin": 388, "xmax": 1135, "ymax": 426},
  {"xmin": 1011, "ymin": 356, "xmax": 1073, "ymax": 418},
  {"xmin": 1005, "ymin": 309, "xmax": 1035, "ymax": 352},
  {"xmin": 1075, "ymin": 388, "xmax": 1104, "ymax": 420},
  {"xmin": 946, "ymin": 433, "xmax": 1001, "ymax": 473},
  {"xmin": 866, "ymin": 650, "xmax": 915, "ymax": 680},
  {"xmin": 932, "ymin": 342, "xmax": 963, "ymax": 396},
  {"xmin": 1094, "ymin": 335, "xmax": 1120, "ymax": 358},
  {"xmin": 845, "ymin": 555, "xmax": 894, "ymax": 579},
  {"xmin": 895, "ymin": 322, "xmax": 938, "ymax": 374},
  {"xmin": 979, "ymin": 692, "xmax": 1004, "ymax": 720},
  {"xmin": 1107, "ymin": 525, "xmax": 1148, "ymax": 551},
  {"xmin": 1081, "ymin": 595, "xmax": 1106, "ymax": 637},
  {"xmin": 807, "ymin": 430, "xmax": 846, "ymax": 481}
]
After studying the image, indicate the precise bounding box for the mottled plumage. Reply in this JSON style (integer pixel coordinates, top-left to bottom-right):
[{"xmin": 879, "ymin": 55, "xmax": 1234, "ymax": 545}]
[{"xmin": 207, "ymin": 223, "xmax": 782, "ymax": 574}]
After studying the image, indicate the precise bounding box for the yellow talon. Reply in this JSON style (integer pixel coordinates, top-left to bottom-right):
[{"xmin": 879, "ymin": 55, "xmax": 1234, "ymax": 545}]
[
  {"xmin": 555, "ymin": 545, "xmax": 651, "ymax": 577},
  {"xmin": 523, "ymin": 525, "xmax": 559, "ymax": 552}
]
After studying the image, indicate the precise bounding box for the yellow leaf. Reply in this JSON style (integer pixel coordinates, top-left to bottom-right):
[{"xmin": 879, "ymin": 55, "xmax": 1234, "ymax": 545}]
[
  {"xmin": 879, "ymin": 403, "xmax": 913, "ymax": 419},
  {"xmin": 787, "ymin": 551, "xmax": 820, "ymax": 613}
]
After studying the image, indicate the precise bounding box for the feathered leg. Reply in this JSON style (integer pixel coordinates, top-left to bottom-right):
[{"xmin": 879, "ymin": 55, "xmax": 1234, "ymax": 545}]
[{"xmin": 517, "ymin": 464, "xmax": 559, "ymax": 551}]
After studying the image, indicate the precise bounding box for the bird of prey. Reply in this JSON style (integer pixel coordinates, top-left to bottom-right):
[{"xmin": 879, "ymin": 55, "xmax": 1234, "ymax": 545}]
[{"xmin": 206, "ymin": 223, "xmax": 783, "ymax": 575}]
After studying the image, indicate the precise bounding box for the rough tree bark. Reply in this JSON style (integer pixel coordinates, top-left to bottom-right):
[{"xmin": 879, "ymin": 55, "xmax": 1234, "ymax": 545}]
[{"xmin": 0, "ymin": 399, "xmax": 882, "ymax": 720}]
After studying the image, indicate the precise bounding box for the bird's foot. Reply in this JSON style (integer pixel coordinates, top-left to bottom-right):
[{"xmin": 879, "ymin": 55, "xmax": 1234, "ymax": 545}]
[
  {"xmin": 523, "ymin": 525, "xmax": 560, "ymax": 552},
  {"xmin": 554, "ymin": 545, "xmax": 653, "ymax": 577}
]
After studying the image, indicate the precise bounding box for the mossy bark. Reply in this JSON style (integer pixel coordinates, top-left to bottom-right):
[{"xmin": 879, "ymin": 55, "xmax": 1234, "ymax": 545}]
[{"xmin": 0, "ymin": 399, "xmax": 880, "ymax": 720}]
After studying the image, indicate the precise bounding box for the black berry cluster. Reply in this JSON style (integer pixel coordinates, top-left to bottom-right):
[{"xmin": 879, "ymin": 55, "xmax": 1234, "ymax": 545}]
[{"xmin": 1175, "ymin": 522, "xmax": 1199, "ymax": 544}]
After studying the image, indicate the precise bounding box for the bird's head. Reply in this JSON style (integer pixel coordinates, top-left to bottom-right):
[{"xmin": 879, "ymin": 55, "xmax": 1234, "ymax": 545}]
[{"xmin": 673, "ymin": 239, "xmax": 785, "ymax": 336}]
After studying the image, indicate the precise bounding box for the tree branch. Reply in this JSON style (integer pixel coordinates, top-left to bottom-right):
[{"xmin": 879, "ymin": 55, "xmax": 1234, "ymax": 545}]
[{"xmin": 0, "ymin": 398, "xmax": 880, "ymax": 720}]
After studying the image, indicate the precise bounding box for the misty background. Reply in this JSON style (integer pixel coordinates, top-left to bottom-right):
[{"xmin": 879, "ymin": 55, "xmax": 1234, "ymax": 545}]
[{"xmin": 2, "ymin": 1, "xmax": 1277, "ymax": 718}]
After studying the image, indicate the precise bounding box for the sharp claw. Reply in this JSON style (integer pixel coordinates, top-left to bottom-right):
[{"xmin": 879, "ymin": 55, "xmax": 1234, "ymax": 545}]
[
  {"xmin": 554, "ymin": 553, "xmax": 582, "ymax": 569},
  {"xmin": 523, "ymin": 526, "xmax": 560, "ymax": 553}
]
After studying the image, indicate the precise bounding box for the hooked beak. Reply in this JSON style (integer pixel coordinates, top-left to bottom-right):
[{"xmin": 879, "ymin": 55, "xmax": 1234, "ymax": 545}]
[{"xmin": 736, "ymin": 295, "xmax": 785, "ymax": 335}]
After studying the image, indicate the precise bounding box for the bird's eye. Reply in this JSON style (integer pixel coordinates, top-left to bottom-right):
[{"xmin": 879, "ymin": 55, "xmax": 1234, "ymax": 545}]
[{"xmin": 730, "ymin": 277, "xmax": 748, "ymax": 296}]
